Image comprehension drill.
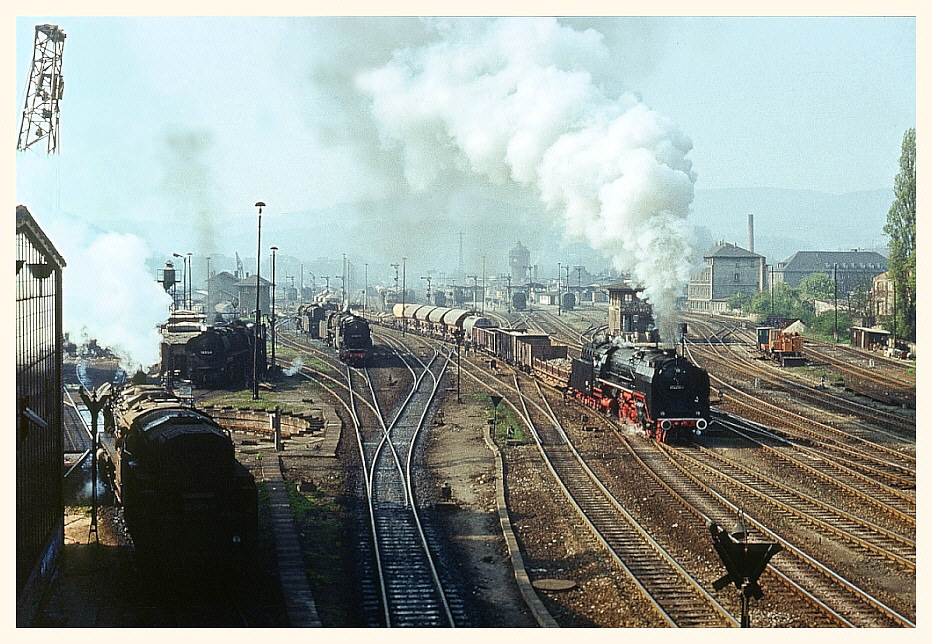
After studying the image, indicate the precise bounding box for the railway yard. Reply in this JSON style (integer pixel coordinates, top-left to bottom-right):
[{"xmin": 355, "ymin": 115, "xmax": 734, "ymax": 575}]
[{"xmin": 42, "ymin": 304, "xmax": 915, "ymax": 628}]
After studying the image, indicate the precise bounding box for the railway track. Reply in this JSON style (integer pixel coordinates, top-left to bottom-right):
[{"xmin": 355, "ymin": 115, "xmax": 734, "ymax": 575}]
[
  {"xmin": 455, "ymin": 354, "xmax": 737, "ymax": 627},
  {"xmin": 356, "ymin": 341, "xmax": 462, "ymax": 627},
  {"xmin": 280, "ymin": 330, "xmax": 465, "ymax": 626},
  {"xmin": 681, "ymin": 340, "xmax": 916, "ymax": 491}
]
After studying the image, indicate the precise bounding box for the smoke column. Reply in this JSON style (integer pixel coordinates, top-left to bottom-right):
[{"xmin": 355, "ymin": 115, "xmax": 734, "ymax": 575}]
[{"xmin": 357, "ymin": 18, "xmax": 697, "ymax": 340}]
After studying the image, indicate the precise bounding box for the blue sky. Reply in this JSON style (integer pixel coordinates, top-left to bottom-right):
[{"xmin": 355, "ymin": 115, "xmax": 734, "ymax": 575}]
[{"xmin": 12, "ymin": 13, "xmax": 918, "ymax": 364}]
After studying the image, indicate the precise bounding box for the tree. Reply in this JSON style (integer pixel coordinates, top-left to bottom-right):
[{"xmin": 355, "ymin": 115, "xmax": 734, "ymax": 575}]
[
  {"xmin": 798, "ymin": 272, "xmax": 835, "ymax": 302},
  {"xmin": 883, "ymin": 128, "xmax": 916, "ymax": 341},
  {"xmin": 727, "ymin": 291, "xmax": 751, "ymax": 313}
]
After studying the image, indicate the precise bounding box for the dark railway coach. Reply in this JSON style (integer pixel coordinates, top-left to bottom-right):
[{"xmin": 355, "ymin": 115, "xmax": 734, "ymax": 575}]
[{"xmin": 96, "ymin": 384, "xmax": 257, "ymax": 574}]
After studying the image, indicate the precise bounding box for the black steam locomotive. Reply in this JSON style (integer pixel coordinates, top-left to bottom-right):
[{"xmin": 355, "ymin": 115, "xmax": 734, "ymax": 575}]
[
  {"xmin": 326, "ymin": 310, "xmax": 373, "ymax": 365},
  {"xmin": 187, "ymin": 321, "xmax": 264, "ymax": 388},
  {"xmin": 96, "ymin": 384, "xmax": 258, "ymax": 573},
  {"xmin": 296, "ymin": 302, "xmax": 335, "ymax": 339},
  {"xmin": 568, "ymin": 336, "xmax": 709, "ymax": 442}
]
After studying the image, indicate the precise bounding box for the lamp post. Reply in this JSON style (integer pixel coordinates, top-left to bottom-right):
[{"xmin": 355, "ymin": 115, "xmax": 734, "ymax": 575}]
[
  {"xmin": 253, "ymin": 201, "xmax": 265, "ymax": 400},
  {"xmin": 271, "ymin": 246, "xmax": 278, "ymax": 373},
  {"xmin": 402, "ymin": 256, "xmax": 407, "ymax": 336},
  {"xmin": 187, "ymin": 252, "xmax": 193, "ymax": 308},
  {"xmin": 206, "ymin": 256, "xmax": 211, "ymax": 321},
  {"xmin": 172, "ymin": 253, "xmax": 185, "ymax": 310}
]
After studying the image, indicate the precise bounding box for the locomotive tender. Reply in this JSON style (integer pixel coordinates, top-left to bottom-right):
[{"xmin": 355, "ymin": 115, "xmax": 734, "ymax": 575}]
[
  {"xmin": 96, "ymin": 384, "xmax": 258, "ymax": 573},
  {"xmin": 369, "ymin": 303, "xmax": 709, "ymax": 443}
]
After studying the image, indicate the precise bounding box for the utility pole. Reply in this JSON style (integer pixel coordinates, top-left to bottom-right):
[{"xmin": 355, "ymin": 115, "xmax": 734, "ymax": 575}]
[
  {"xmin": 271, "ymin": 246, "xmax": 278, "ymax": 372},
  {"xmin": 833, "ymin": 263, "xmax": 838, "ymax": 343},
  {"xmin": 402, "ymin": 257, "xmax": 407, "ymax": 336}
]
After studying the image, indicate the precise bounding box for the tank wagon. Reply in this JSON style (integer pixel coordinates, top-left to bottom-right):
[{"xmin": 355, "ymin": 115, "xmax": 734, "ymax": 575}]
[{"xmin": 96, "ymin": 384, "xmax": 257, "ymax": 573}]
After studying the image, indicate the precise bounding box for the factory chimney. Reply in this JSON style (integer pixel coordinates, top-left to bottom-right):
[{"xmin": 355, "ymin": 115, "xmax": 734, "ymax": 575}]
[{"xmin": 747, "ymin": 213, "xmax": 755, "ymax": 254}]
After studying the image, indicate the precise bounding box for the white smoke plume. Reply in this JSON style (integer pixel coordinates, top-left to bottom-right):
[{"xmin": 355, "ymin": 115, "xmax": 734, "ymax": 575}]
[
  {"xmin": 64, "ymin": 228, "xmax": 172, "ymax": 371},
  {"xmin": 18, "ymin": 197, "xmax": 172, "ymax": 372},
  {"xmin": 284, "ymin": 357, "xmax": 304, "ymax": 377},
  {"xmin": 357, "ymin": 18, "xmax": 697, "ymax": 340}
]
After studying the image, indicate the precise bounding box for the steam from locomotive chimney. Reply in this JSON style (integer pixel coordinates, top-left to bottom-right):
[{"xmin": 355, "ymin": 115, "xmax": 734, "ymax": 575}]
[{"xmin": 358, "ymin": 18, "xmax": 697, "ymax": 340}]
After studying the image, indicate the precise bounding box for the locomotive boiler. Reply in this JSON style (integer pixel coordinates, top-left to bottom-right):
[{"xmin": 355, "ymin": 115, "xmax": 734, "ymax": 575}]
[{"xmin": 96, "ymin": 384, "xmax": 258, "ymax": 574}]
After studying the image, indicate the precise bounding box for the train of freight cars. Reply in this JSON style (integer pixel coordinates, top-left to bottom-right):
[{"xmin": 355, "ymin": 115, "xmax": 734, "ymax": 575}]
[
  {"xmin": 368, "ymin": 303, "xmax": 709, "ymax": 443},
  {"xmin": 95, "ymin": 383, "xmax": 258, "ymax": 575}
]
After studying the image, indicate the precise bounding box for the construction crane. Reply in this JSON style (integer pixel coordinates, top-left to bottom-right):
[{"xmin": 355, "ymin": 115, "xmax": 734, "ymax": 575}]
[{"xmin": 18, "ymin": 24, "xmax": 66, "ymax": 154}]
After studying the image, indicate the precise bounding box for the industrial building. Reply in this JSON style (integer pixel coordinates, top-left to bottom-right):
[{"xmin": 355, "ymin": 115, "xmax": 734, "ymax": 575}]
[
  {"xmin": 687, "ymin": 242, "xmax": 768, "ymax": 313},
  {"xmin": 16, "ymin": 205, "xmax": 66, "ymax": 625}
]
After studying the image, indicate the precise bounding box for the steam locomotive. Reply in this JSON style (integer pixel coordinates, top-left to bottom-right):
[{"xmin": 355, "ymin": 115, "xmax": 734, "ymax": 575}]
[
  {"xmin": 296, "ymin": 302, "xmax": 335, "ymax": 339},
  {"xmin": 187, "ymin": 321, "xmax": 264, "ymax": 388},
  {"xmin": 96, "ymin": 384, "xmax": 258, "ymax": 573},
  {"xmin": 568, "ymin": 336, "xmax": 709, "ymax": 442},
  {"xmin": 325, "ymin": 310, "xmax": 373, "ymax": 365},
  {"xmin": 161, "ymin": 316, "xmax": 266, "ymax": 389}
]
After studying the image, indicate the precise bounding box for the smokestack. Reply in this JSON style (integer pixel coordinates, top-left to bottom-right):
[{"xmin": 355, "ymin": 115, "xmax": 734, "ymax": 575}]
[{"xmin": 748, "ymin": 213, "xmax": 755, "ymax": 254}]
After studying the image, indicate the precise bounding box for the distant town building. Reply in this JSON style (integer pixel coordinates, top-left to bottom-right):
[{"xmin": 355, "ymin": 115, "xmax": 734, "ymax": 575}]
[
  {"xmin": 16, "ymin": 205, "xmax": 66, "ymax": 625},
  {"xmin": 687, "ymin": 242, "xmax": 768, "ymax": 313},
  {"xmin": 871, "ymin": 271, "xmax": 894, "ymax": 320},
  {"xmin": 772, "ymin": 250, "xmax": 887, "ymax": 292},
  {"xmin": 606, "ymin": 282, "xmax": 654, "ymax": 340}
]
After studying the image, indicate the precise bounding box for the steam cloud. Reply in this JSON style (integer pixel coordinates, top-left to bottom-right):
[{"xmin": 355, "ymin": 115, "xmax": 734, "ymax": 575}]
[
  {"xmin": 357, "ymin": 18, "xmax": 697, "ymax": 339},
  {"xmin": 284, "ymin": 357, "xmax": 304, "ymax": 377}
]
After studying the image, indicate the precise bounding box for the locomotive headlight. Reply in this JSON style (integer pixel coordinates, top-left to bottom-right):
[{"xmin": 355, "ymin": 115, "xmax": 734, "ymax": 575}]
[{"xmin": 232, "ymin": 534, "xmax": 242, "ymax": 545}]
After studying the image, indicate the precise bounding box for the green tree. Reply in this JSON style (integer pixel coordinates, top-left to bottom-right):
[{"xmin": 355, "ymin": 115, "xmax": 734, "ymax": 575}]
[
  {"xmin": 798, "ymin": 272, "xmax": 835, "ymax": 301},
  {"xmin": 749, "ymin": 282, "xmax": 811, "ymax": 320},
  {"xmin": 727, "ymin": 291, "xmax": 751, "ymax": 313},
  {"xmin": 883, "ymin": 128, "xmax": 916, "ymax": 341}
]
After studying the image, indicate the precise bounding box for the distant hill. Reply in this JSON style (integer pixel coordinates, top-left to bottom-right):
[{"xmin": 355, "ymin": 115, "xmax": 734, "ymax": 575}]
[{"xmin": 691, "ymin": 187, "xmax": 892, "ymax": 265}]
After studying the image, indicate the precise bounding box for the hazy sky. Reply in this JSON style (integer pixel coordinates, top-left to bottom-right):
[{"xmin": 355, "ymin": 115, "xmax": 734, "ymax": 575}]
[
  {"xmin": 16, "ymin": 15, "xmax": 915, "ymax": 227},
  {"xmin": 12, "ymin": 11, "xmax": 918, "ymax": 365}
]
